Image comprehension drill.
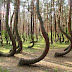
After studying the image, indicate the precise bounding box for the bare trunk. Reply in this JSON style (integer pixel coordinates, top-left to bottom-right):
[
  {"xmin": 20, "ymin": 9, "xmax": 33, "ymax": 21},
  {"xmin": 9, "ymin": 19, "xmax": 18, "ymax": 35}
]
[
  {"xmin": 14, "ymin": 0, "xmax": 22, "ymax": 53},
  {"xmin": 51, "ymin": 0, "xmax": 53, "ymax": 44},
  {"xmin": 18, "ymin": 0, "xmax": 49, "ymax": 65},
  {"xmin": 54, "ymin": 0, "xmax": 72, "ymax": 57},
  {"xmin": 28, "ymin": 1, "xmax": 34, "ymax": 48},
  {"xmin": 0, "ymin": 0, "xmax": 16, "ymax": 57}
]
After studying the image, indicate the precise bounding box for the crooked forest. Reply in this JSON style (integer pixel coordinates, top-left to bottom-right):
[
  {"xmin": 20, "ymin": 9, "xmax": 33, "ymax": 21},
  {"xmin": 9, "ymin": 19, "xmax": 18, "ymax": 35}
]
[{"xmin": 0, "ymin": 0, "xmax": 72, "ymax": 72}]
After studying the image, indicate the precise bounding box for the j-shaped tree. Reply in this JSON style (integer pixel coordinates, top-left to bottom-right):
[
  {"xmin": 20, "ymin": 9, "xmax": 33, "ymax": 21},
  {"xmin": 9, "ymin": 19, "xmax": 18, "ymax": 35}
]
[
  {"xmin": 18, "ymin": 0, "xmax": 49, "ymax": 65},
  {"xmin": 14, "ymin": 0, "xmax": 22, "ymax": 53},
  {"xmin": 55, "ymin": 0, "xmax": 72, "ymax": 57},
  {"xmin": 0, "ymin": 0, "xmax": 16, "ymax": 57},
  {"xmin": 9, "ymin": 0, "xmax": 22, "ymax": 54}
]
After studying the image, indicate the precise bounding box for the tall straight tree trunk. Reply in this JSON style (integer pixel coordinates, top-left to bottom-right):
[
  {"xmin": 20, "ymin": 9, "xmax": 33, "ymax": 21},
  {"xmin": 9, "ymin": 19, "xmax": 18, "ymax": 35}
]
[
  {"xmin": 51, "ymin": 0, "xmax": 53, "ymax": 44},
  {"xmin": 28, "ymin": 19, "xmax": 30, "ymax": 37},
  {"xmin": 0, "ymin": 15, "xmax": 3, "ymax": 45},
  {"xmin": 28, "ymin": 0, "xmax": 34, "ymax": 48},
  {"xmin": 33, "ymin": 0, "xmax": 34, "ymax": 34},
  {"xmin": 54, "ymin": 14, "xmax": 57, "ymax": 41},
  {"xmin": 61, "ymin": 4, "xmax": 64, "ymax": 42},
  {"xmin": 47, "ymin": 3, "xmax": 48, "ymax": 33},
  {"xmin": 65, "ymin": 13, "xmax": 67, "ymax": 33},
  {"xmin": 14, "ymin": 0, "xmax": 22, "ymax": 53},
  {"xmin": 0, "ymin": 14, "xmax": 1, "ymax": 35},
  {"xmin": 53, "ymin": 0, "xmax": 57, "ymax": 42},
  {"xmin": 10, "ymin": 11, "xmax": 14, "ymax": 32},
  {"xmin": 22, "ymin": 5, "xmax": 25, "ymax": 43},
  {"xmin": 0, "ymin": 3, "xmax": 3, "ymax": 45},
  {"xmin": 35, "ymin": 9, "xmax": 38, "ymax": 41}
]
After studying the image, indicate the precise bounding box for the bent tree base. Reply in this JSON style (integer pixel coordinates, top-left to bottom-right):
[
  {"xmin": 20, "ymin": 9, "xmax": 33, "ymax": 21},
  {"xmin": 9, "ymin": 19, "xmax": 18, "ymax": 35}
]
[
  {"xmin": 0, "ymin": 0, "xmax": 16, "ymax": 57},
  {"xmin": 18, "ymin": 0, "xmax": 49, "ymax": 65},
  {"xmin": 28, "ymin": 34, "xmax": 34, "ymax": 48},
  {"xmin": 28, "ymin": 42, "xmax": 34, "ymax": 48},
  {"xmin": 54, "ymin": 0, "xmax": 72, "ymax": 57},
  {"xmin": 64, "ymin": 45, "xmax": 70, "ymax": 51},
  {"xmin": 55, "ymin": 43, "xmax": 72, "ymax": 57},
  {"xmin": 28, "ymin": 39, "xmax": 38, "ymax": 48}
]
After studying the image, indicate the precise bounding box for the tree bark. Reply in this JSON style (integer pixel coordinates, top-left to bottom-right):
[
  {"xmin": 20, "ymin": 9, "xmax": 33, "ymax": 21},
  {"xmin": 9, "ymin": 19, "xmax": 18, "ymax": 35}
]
[
  {"xmin": 55, "ymin": 43, "xmax": 72, "ymax": 57},
  {"xmin": 54, "ymin": 0, "xmax": 72, "ymax": 57},
  {"xmin": 14, "ymin": 0, "xmax": 22, "ymax": 53},
  {"xmin": 0, "ymin": 0, "xmax": 16, "ymax": 57},
  {"xmin": 28, "ymin": 0, "xmax": 34, "ymax": 48},
  {"xmin": 51, "ymin": 0, "xmax": 53, "ymax": 44},
  {"xmin": 18, "ymin": 0, "xmax": 49, "ymax": 65}
]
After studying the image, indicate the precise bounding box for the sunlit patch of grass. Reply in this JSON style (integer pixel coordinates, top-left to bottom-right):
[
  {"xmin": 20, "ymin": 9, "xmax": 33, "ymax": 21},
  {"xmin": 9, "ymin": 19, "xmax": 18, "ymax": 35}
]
[
  {"xmin": 44, "ymin": 71, "xmax": 48, "ymax": 72},
  {"xmin": 0, "ymin": 34, "xmax": 70, "ymax": 54},
  {"xmin": 23, "ymin": 48, "xmax": 37, "ymax": 54},
  {"xmin": 50, "ymin": 42, "xmax": 69, "ymax": 49},
  {"xmin": 53, "ymin": 68, "xmax": 58, "ymax": 72},
  {"xmin": 22, "ymin": 44, "xmax": 38, "ymax": 53},
  {"xmin": 0, "ymin": 47, "xmax": 9, "ymax": 53},
  {"xmin": 20, "ymin": 37, "xmax": 70, "ymax": 53},
  {"xmin": 0, "ymin": 44, "xmax": 12, "ymax": 53}
]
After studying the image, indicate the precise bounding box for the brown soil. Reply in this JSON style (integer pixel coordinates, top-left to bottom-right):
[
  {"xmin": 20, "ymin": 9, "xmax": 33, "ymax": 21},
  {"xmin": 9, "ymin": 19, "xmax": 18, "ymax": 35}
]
[{"xmin": 0, "ymin": 48, "xmax": 72, "ymax": 72}]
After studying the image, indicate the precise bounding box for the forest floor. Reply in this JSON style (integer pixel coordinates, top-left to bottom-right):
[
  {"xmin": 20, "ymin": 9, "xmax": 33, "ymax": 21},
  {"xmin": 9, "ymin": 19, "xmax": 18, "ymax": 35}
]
[{"xmin": 0, "ymin": 48, "xmax": 72, "ymax": 72}]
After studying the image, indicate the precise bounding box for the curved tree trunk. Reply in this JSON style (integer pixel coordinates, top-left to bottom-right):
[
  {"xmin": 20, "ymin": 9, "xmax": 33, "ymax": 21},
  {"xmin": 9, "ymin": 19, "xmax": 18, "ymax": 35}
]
[
  {"xmin": 10, "ymin": 11, "xmax": 14, "ymax": 32},
  {"xmin": 14, "ymin": 0, "xmax": 22, "ymax": 53},
  {"xmin": 18, "ymin": 0, "xmax": 49, "ymax": 65},
  {"xmin": 54, "ymin": 0, "xmax": 72, "ymax": 57},
  {"xmin": 0, "ymin": 0, "xmax": 16, "ymax": 57},
  {"xmin": 62, "ymin": 34, "xmax": 64, "ymax": 42},
  {"xmin": 55, "ymin": 43, "xmax": 72, "ymax": 57},
  {"xmin": 64, "ymin": 45, "xmax": 70, "ymax": 51}
]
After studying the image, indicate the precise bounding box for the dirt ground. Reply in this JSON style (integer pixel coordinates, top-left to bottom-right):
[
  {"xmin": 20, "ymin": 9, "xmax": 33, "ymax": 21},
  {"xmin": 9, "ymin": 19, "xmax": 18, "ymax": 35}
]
[{"xmin": 0, "ymin": 48, "xmax": 72, "ymax": 72}]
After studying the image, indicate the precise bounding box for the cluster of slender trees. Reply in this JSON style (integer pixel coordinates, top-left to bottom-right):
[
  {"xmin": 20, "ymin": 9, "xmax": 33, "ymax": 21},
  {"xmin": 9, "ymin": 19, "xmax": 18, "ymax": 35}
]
[
  {"xmin": 0, "ymin": 0, "xmax": 71, "ymax": 66},
  {"xmin": 0, "ymin": 0, "xmax": 70, "ymax": 46}
]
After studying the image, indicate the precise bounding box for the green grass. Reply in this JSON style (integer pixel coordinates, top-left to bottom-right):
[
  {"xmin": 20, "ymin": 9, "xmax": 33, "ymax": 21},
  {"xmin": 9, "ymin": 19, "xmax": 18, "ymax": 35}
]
[
  {"xmin": 50, "ymin": 42, "xmax": 69, "ymax": 48},
  {"xmin": 53, "ymin": 68, "xmax": 59, "ymax": 72},
  {"xmin": 0, "ymin": 34, "xmax": 70, "ymax": 53},
  {"xmin": 0, "ymin": 67, "xmax": 9, "ymax": 72},
  {"xmin": 22, "ymin": 37, "xmax": 69, "ymax": 53},
  {"xmin": 44, "ymin": 71, "xmax": 48, "ymax": 72}
]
